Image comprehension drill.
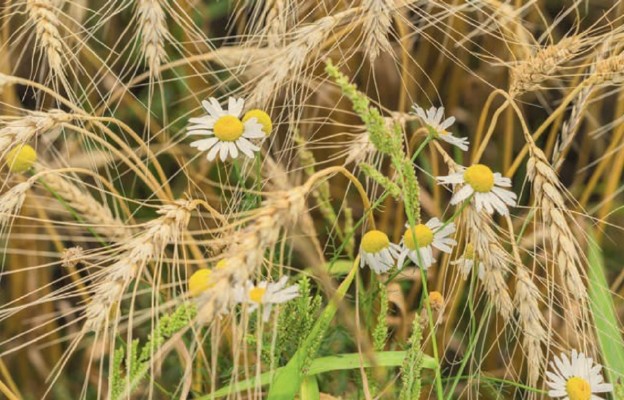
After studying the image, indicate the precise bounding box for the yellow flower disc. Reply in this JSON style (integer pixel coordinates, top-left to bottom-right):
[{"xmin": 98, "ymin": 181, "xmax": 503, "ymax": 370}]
[
  {"xmin": 249, "ymin": 287, "xmax": 266, "ymax": 304},
  {"xmin": 566, "ymin": 377, "xmax": 591, "ymax": 400},
  {"xmin": 403, "ymin": 224, "xmax": 434, "ymax": 250},
  {"xmin": 429, "ymin": 291, "xmax": 445, "ymax": 310},
  {"xmin": 214, "ymin": 115, "xmax": 244, "ymax": 141},
  {"xmin": 188, "ymin": 268, "xmax": 213, "ymax": 296},
  {"xmin": 5, "ymin": 144, "xmax": 37, "ymax": 173},
  {"xmin": 243, "ymin": 109, "xmax": 273, "ymax": 136},
  {"xmin": 361, "ymin": 230, "xmax": 390, "ymax": 253},
  {"xmin": 463, "ymin": 164, "xmax": 495, "ymax": 193}
]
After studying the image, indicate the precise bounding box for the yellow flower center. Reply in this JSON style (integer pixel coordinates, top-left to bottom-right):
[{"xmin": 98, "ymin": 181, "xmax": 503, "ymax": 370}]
[
  {"xmin": 403, "ymin": 224, "xmax": 434, "ymax": 250},
  {"xmin": 188, "ymin": 268, "xmax": 213, "ymax": 296},
  {"xmin": 566, "ymin": 377, "xmax": 591, "ymax": 400},
  {"xmin": 5, "ymin": 144, "xmax": 37, "ymax": 173},
  {"xmin": 429, "ymin": 291, "xmax": 444, "ymax": 308},
  {"xmin": 215, "ymin": 259, "xmax": 228, "ymax": 269},
  {"xmin": 213, "ymin": 115, "xmax": 244, "ymax": 141},
  {"xmin": 243, "ymin": 109, "xmax": 273, "ymax": 136},
  {"xmin": 361, "ymin": 230, "xmax": 390, "ymax": 253},
  {"xmin": 463, "ymin": 164, "xmax": 495, "ymax": 193},
  {"xmin": 249, "ymin": 287, "xmax": 266, "ymax": 304},
  {"xmin": 464, "ymin": 243, "xmax": 475, "ymax": 259}
]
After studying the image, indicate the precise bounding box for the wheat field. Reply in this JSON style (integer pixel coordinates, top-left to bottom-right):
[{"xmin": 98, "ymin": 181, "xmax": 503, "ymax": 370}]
[{"xmin": 0, "ymin": 0, "xmax": 623, "ymax": 399}]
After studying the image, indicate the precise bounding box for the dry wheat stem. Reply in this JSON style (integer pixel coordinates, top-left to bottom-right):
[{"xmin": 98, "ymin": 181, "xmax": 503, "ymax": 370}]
[
  {"xmin": 34, "ymin": 165, "xmax": 129, "ymax": 242},
  {"xmin": 83, "ymin": 200, "xmax": 196, "ymax": 332}
]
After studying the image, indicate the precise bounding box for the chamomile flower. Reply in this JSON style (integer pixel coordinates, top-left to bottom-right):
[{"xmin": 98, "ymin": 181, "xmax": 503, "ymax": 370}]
[
  {"xmin": 397, "ymin": 218, "xmax": 456, "ymax": 270},
  {"xmin": 188, "ymin": 268, "xmax": 214, "ymax": 297},
  {"xmin": 546, "ymin": 350, "xmax": 613, "ymax": 400},
  {"xmin": 187, "ymin": 97, "xmax": 265, "ymax": 161},
  {"xmin": 234, "ymin": 276, "xmax": 299, "ymax": 321},
  {"xmin": 412, "ymin": 105, "xmax": 469, "ymax": 151},
  {"xmin": 451, "ymin": 243, "xmax": 485, "ymax": 280},
  {"xmin": 359, "ymin": 230, "xmax": 399, "ymax": 274},
  {"xmin": 437, "ymin": 164, "xmax": 517, "ymax": 215}
]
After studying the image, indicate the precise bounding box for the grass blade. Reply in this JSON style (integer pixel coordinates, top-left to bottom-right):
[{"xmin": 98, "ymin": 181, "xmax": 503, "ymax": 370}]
[{"xmin": 587, "ymin": 233, "xmax": 624, "ymax": 385}]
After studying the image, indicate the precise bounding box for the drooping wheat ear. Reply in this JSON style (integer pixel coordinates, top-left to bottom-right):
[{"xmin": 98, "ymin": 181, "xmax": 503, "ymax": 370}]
[
  {"xmin": 249, "ymin": 12, "xmax": 351, "ymax": 107},
  {"xmin": 509, "ymin": 36, "xmax": 582, "ymax": 96},
  {"xmin": 361, "ymin": 0, "xmax": 394, "ymax": 62},
  {"xmin": 589, "ymin": 52, "xmax": 624, "ymax": 86},
  {"xmin": 513, "ymin": 264, "xmax": 547, "ymax": 386},
  {"xmin": 83, "ymin": 200, "xmax": 195, "ymax": 332},
  {"xmin": 0, "ymin": 181, "xmax": 33, "ymax": 232},
  {"xmin": 464, "ymin": 207, "xmax": 514, "ymax": 319},
  {"xmin": 554, "ymin": 81, "xmax": 593, "ymax": 169},
  {"xmin": 195, "ymin": 187, "xmax": 306, "ymax": 322},
  {"xmin": 26, "ymin": 0, "xmax": 65, "ymax": 79},
  {"xmin": 35, "ymin": 166, "xmax": 129, "ymax": 242},
  {"xmin": 136, "ymin": 0, "xmax": 168, "ymax": 77},
  {"xmin": 0, "ymin": 110, "xmax": 73, "ymax": 155},
  {"xmin": 527, "ymin": 146, "xmax": 586, "ymax": 300},
  {"xmin": 265, "ymin": 0, "xmax": 288, "ymax": 47}
]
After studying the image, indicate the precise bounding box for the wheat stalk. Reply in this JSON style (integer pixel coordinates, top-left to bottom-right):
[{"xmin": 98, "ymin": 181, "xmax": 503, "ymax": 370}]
[
  {"xmin": 26, "ymin": 0, "xmax": 65, "ymax": 79},
  {"xmin": 509, "ymin": 36, "xmax": 582, "ymax": 96},
  {"xmin": 35, "ymin": 166, "xmax": 129, "ymax": 242},
  {"xmin": 0, "ymin": 110, "xmax": 73, "ymax": 155},
  {"xmin": 527, "ymin": 145, "xmax": 586, "ymax": 300},
  {"xmin": 136, "ymin": 0, "xmax": 168, "ymax": 77},
  {"xmin": 0, "ymin": 182, "xmax": 32, "ymax": 232},
  {"xmin": 464, "ymin": 206, "xmax": 514, "ymax": 319},
  {"xmin": 590, "ymin": 52, "xmax": 624, "ymax": 86},
  {"xmin": 361, "ymin": 0, "xmax": 394, "ymax": 62},
  {"xmin": 514, "ymin": 264, "xmax": 547, "ymax": 386},
  {"xmin": 195, "ymin": 187, "xmax": 306, "ymax": 322},
  {"xmin": 84, "ymin": 200, "xmax": 195, "ymax": 332}
]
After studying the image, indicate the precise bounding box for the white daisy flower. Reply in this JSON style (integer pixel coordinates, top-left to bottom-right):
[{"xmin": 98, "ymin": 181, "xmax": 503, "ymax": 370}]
[
  {"xmin": 234, "ymin": 277, "xmax": 299, "ymax": 321},
  {"xmin": 396, "ymin": 218, "xmax": 456, "ymax": 270},
  {"xmin": 546, "ymin": 350, "xmax": 613, "ymax": 400},
  {"xmin": 451, "ymin": 243, "xmax": 485, "ymax": 280},
  {"xmin": 359, "ymin": 230, "xmax": 399, "ymax": 274},
  {"xmin": 437, "ymin": 164, "xmax": 517, "ymax": 215},
  {"xmin": 187, "ymin": 97, "xmax": 265, "ymax": 161},
  {"xmin": 413, "ymin": 105, "xmax": 469, "ymax": 151}
]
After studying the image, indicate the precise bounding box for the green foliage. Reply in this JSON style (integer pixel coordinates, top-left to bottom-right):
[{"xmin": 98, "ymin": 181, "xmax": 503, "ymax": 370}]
[
  {"xmin": 325, "ymin": 61, "xmax": 401, "ymax": 156},
  {"xmin": 110, "ymin": 303, "xmax": 197, "ymax": 400},
  {"xmin": 587, "ymin": 233, "xmax": 624, "ymax": 385},
  {"xmin": 325, "ymin": 60, "xmax": 423, "ymax": 222},
  {"xmin": 359, "ymin": 162, "xmax": 402, "ymax": 199},
  {"xmin": 275, "ymin": 276, "xmax": 323, "ymax": 365},
  {"xmin": 296, "ymin": 132, "xmax": 353, "ymax": 255},
  {"xmin": 372, "ymin": 282, "xmax": 389, "ymax": 351},
  {"xmin": 267, "ymin": 261, "xmax": 358, "ymax": 399},
  {"xmin": 399, "ymin": 317, "xmax": 424, "ymax": 400},
  {"xmin": 204, "ymin": 351, "xmax": 437, "ymax": 399}
]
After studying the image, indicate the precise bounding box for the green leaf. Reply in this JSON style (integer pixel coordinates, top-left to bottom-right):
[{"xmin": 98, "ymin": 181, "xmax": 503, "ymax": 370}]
[
  {"xmin": 203, "ymin": 351, "xmax": 437, "ymax": 399},
  {"xmin": 299, "ymin": 377, "xmax": 320, "ymax": 400},
  {"xmin": 587, "ymin": 233, "xmax": 624, "ymax": 385},
  {"xmin": 267, "ymin": 261, "xmax": 359, "ymax": 399}
]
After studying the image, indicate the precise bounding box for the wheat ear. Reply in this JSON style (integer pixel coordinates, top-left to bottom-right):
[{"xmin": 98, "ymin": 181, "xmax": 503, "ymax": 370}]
[
  {"xmin": 136, "ymin": 0, "xmax": 168, "ymax": 77},
  {"xmin": 84, "ymin": 200, "xmax": 195, "ymax": 332},
  {"xmin": 26, "ymin": 0, "xmax": 65, "ymax": 79}
]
